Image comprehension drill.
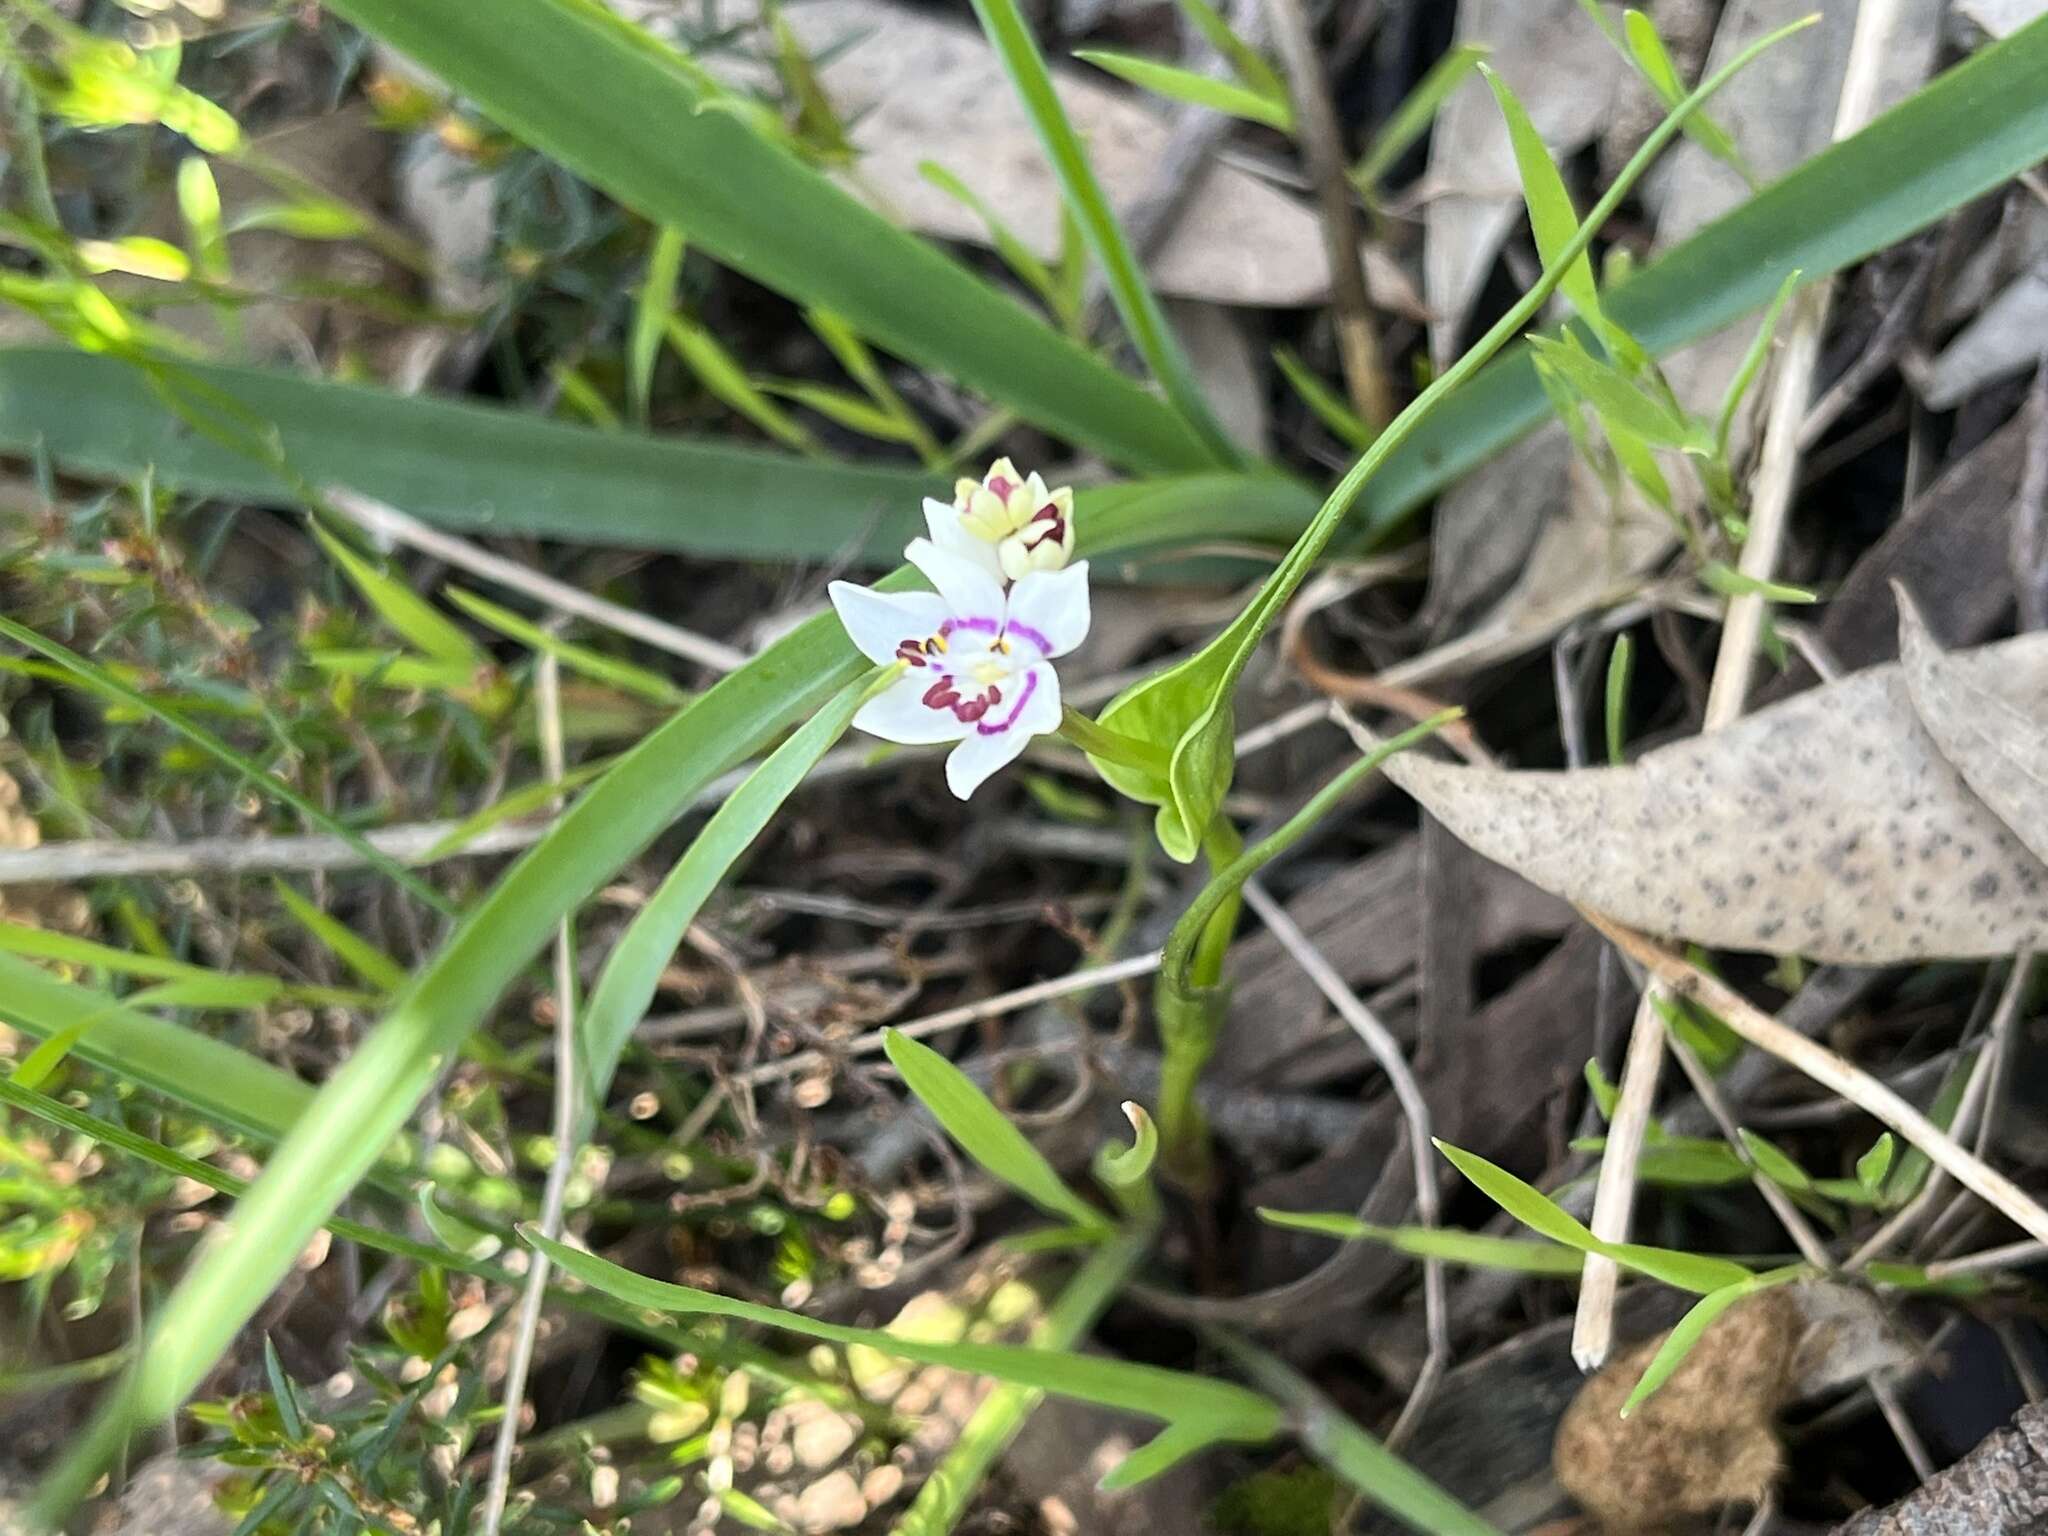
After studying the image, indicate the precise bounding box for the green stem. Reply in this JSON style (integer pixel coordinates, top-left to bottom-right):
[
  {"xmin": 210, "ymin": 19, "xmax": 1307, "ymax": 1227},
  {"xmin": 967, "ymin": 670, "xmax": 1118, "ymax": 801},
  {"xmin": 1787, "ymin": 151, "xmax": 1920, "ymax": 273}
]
[
  {"xmin": 1154, "ymin": 712, "xmax": 1459, "ymax": 1182},
  {"xmin": 891, "ymin": 1223, "xmax": 1155, "ymax": 1536},
  {"xmin": 1156, "ymin": 813, "xmax": 1244, "ymax": 1184},
  {"xmin": 1195, "ymin": 17, "xmax": 1821, "ymax": 708},
  {"xmin": 1060, "ymin": 707, "xmax": 1169, "ymax": 776}
]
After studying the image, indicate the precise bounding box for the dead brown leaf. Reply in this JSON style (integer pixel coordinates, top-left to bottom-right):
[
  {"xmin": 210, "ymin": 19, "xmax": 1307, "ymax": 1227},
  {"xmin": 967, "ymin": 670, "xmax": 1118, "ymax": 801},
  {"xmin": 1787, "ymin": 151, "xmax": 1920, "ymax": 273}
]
[{"xmin": 1372, "ymin": 595, "xmax": 2048, "ymax": 962}]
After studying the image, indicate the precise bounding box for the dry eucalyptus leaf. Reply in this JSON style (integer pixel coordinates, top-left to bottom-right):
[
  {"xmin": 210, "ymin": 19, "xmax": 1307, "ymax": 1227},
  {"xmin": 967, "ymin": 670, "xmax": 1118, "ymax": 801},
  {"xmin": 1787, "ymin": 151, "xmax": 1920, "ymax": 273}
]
[
  {"xmin": 1374, "ymin": 598, "xmax": 2048, "ymax": 962},
  {"xmin": 1897, "ymin": 585, "xmax": 2048, "ymax": 867},
  {"xmin": 1919, "ymin": 256, "xmax": 2048, "ymax": 410}
]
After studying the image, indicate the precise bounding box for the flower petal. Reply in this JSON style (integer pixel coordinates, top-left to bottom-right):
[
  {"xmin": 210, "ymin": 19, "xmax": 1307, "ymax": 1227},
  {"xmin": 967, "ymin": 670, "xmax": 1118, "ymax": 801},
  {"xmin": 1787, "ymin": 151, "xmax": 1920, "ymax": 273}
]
[
  {"xmin": 829, "ymin": 581, "xmax": 949, "ymax": 667},
  {"xmin": 921, "ymin": 497, "xmax": 1005, "ymax": 582},
  {"xmin": 852, "ymin": 671, "xmax": 971, "ymax": 745},
  {"xmin": 942, "ymin": 662, "xmax": 1062, "ymax": 799},
  {"xmin": 906, "ymin": 537, "xmax": 1008, "ymax": 621},
  {"xmin": 1004, "ymin": 561, "xmax": 1090, "ymax": 658}
]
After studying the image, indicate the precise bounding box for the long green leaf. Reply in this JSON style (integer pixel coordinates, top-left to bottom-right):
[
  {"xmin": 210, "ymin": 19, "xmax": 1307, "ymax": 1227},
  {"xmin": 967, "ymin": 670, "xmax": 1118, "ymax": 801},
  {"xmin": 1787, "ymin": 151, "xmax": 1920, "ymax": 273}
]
[
  {"xmin": 1352, "ymin": 43, "xmax": 1487, "ymax": 196},
  {"xmin": 1073, "ymin": 50, "xmax": 1291, "ymax": 130},
  {"xmin": 27, "ymin": 484, "xmax": 1311, "ymax": 1517},
  {"xmin": 577, "ymin": 673, "xmax": 878, "ymax": 1126},
  {"xmin": 883, "ymin": 1029, "xmax": 1109, "ymax": 1233},
  {"xmin": 968, "ymin": 0, "xmax": 1241, "ymax": 466},
  {"xmin": 1619, "ymin": 1267, "xmax": 1805, "ymax": 1417},
  {"xmin": 1436, "ymin": 1141, "xmax": 1753, "ymax": 1293},
  {"xmin": 1482, "ymin": 65, "xmax": 1605, "ymax": 332},
  {"xmin": 1257, "ymin": 1209, "xmax": 1585, "ymax": 1275},
  {"xmin": 0, "ymin": 951, "xmax": 314, "ymax": 1146},
  {"xmin": 0, "ymin": 349, "xmax": 1316, "ymax": 565},
  {"xmin": 316, "ymin": 0, "xmax": 1216, "ymax": 474},
  {"xmin": 524, "ymin": 1227, "xmax": 1281, "ymax": 1447},
  {"xmin": 1214, "ymin": 1333, "xmax": 1503, "ymax": 1536}
]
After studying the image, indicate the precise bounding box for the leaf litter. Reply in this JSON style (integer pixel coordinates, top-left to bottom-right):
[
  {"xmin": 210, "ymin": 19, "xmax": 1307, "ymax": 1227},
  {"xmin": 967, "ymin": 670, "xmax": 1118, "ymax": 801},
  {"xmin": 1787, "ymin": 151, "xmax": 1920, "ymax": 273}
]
[{"xmin": 1372, "ymin": 587, "xmax": 2048, "ymax": 963}]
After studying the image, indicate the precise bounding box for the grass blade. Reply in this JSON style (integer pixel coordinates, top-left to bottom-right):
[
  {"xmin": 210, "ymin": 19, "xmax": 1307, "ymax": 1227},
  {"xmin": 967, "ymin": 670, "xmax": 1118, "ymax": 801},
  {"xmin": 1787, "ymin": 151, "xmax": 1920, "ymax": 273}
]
[
  {"xmin": 0, "ymin": 350, "xmax": 1318, "ymax": 566},
  {"xmin": 1481, "ymin": 65, "xmax": 1605, "ymax": 332},
  {"xmin": 968, "ymin": 0, "xmax": 1243, "ymax": 466},
  {"xmin": 1352, "ymin": 43, "xmax": 1487, "ymax": 196},
  {"xmin": 1073, "ymin": 50, "xmax": 1291, "ymax": 130},
  {"xmin": 272, "ymin": 880, "xmax": 409, "ymax": 994},
  {"xmin": 882, "ymin": 1029, "xmax": 1109, "ymax": 1233},
  {"xmin": 1619, "ymin": 1267, "xmax": 1805, "ymax": 1417},
  {"xmin": 525, "ymin": 1227, "xmax": 1278, "ymax": 1443},
  {"xmin": 317, "ymin": 0, "xmax": 1218, "ymax": 474},
  {"xmin": 629, "ymin": 226, "xmax": 686, "ymax": 425},
  {"xmin": 1257, "ymin": 1209, "xmax": 1585, "ymax": 1275},
  {"xmin": 1213, "ymin": 1332, "xmax": 1504, "ymax": 1536},
  {"xmin": 577, "ymin": 672, "xmax": 879, "ymax": 1127}
]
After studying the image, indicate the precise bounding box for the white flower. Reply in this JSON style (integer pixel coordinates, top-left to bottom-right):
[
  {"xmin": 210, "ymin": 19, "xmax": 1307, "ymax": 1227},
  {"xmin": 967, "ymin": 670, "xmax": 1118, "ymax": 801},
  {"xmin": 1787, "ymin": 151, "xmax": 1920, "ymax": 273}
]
[
  {"xmin": 829, "ymin": 539, "xmax": 1090, "ymax": 799},
  {"xmin": 922, "ymin": 458, "xmax": 1077, "ymax": 584}
]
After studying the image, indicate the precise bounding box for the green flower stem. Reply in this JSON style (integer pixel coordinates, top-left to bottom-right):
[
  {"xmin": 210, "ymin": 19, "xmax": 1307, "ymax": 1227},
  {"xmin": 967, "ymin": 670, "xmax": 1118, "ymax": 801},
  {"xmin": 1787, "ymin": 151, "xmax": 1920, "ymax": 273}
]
[
  {"xmin": 1155, "ymin": 711, "xmax": 1461, "ymax": 1179},
  {"xmin": 1059, "ymin": 706, "xmax": 1169, "ymax": 775},
  {"xmin": 1156, "ymin": 813, "xmax": 1243, "ymax": 1185},
  {"xmin": 892, "ymin": 1220, "xmax": 1155, "ymax": 1536}
]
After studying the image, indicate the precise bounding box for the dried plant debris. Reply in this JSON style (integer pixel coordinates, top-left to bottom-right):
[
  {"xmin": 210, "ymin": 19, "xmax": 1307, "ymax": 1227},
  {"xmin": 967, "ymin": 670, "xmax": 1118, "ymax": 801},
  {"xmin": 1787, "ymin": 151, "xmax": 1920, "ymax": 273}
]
[
  {"xmin": 1556, "ymin": 1289, "xmax": 1799, "ymax": 1533},
  {"xmin": 1375, "ymin": 589, "xmax": 2048, "ymax": 962},
  {"xmin": 1557, "ymin": 1283, "xmax": 1906, "ymax": 1534}
]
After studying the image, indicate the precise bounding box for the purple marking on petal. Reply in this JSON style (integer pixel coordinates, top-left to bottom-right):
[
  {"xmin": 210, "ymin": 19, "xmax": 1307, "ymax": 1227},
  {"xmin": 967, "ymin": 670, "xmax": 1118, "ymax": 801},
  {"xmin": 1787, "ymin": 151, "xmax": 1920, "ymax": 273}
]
[
  {"xmin": 976, "ymin": 669, "xmax": 1038, "ymax": 735},
  {"xmin": 938, "ymin": 615, "xmax": 1001, "ymax": 638},
  {"xmin": 1004, "ymin": 620, "xmax": 1052, "ymax": 655}
]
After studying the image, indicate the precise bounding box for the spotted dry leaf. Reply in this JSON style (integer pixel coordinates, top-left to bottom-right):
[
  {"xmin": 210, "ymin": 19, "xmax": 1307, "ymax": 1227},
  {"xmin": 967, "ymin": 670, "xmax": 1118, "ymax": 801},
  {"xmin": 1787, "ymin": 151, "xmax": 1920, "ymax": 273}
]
[{"xmin": 1373, "ymin": 592, "xmax": 2048, "ymax": 962}]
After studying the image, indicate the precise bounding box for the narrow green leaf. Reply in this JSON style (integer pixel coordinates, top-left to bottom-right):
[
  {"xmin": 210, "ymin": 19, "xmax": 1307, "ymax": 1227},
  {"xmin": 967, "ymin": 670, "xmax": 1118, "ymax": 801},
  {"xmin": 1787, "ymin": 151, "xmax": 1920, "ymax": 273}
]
[
  {"xmin": 416, "ymin": 1184, "xmax": 502, "ymax": 1259},
  {"xmin": 577, "ymin": 673, "xmax": 880, "ymax": 1130},
  {"xmin": 1172, "ymin": 0, "xmax": 1286, "ymax": 103},
  {"xmin": 630, "ymin": 226, "xmax": 687, "ymax": 425},
  {"xmin": 444, "ymin": 587, "xmax": 686, "ymax": 706},
  {"xmin": 916, "ymin": 162, "xmax": 1067, "ymax": 322},
  {"xmin": 272, "ymin": 880, "xmax": 409, "ymax": 994},
  {"xmin": 969, "ymin": 0, "xmax": 1242, "ymax": 467},
  {"xmin": 317, "ymin": 0, "xmax": 1219, "ymax": 473},
  {"xmin": 1698, "ymin": 562, "xmax": 1819, "ymax": 604},
  {"xmin": 418, "ymin": 758, "xmax": 613, "ymax": 861},
  {"xmin": 1885, "ymin": 1051, "xmax": 1975, "ymax": 1207},
  {"xmin": 1214, "ymin": 1334, "xmax": 1504, "ymax": 1536},
  {"xmin": 803, "ymin": 307, "xmax": 944, "ymax": 467},
  {"xmin": 1481, "ymin": 65, "xmax": 1605, "ymax": 332},
  {"xmin": 883, "ymin": 1029, "xmax": 1109, "ymax": 1233},
  {"xmin": 1737, "ymin": 1129, "xmax": 1813, "ymax": 1192},
  {"xmin": 175, "ymin": 156, "xmax": 227, "ymax": 280},
  {"xmin": 1273, "ymin": 345, "xmax": 1373, "ymax": 451},
  {"xmin": 1857, "ymin": 1133, "xmax": 1896, "ymax": 1193},
  {"xmin": 1436, "ymin": 1140, "xmax": 1753, "ymax": 1292},
  {"xmin": 1864, "ymin": 1261, "xmax": 1992, "ymax": 1295},
  {"xmin": 1621, "ymin": 9, "xmax": 1744, "ymax": 171},
  {"xmin": 756, "ymin": 379, "xmax": 924, "ymax": 444},
  {"xmin": 1714, "ymin": 269, "xmax": 1802, "ymax": 455},
  {"xmin": 1352, "ymin": 43, "xmax": 1488, "ymax": 196},
  {"xmin": 1603, "ymin": 633, "xmax": 1633, "ymax": 765},
  {"xmin": 1529, "ymin": 336, "xmax": 1701, "ymax": 448},
  {"xmin": 311, "ymin": 522, "xmax": 484, "ymax": 669},
  {"xmin": 1073, "ymin": 50, "xmax": 1291, "ymax": 130},
  {"xmin": 1258, "ymin": 1209, "xmax": 1587, "ymax": 1275},
  {"xmin": 522, "ymin": 1227, "xmax": 1279, "ymax": 1439},
  {"xmin": 1620, "ymin": 1267, "xmax": 1805, "ymax": 1417},
  {"xmin": 664, "ymin": 315, "xmax": 819, "ymax": 455}
]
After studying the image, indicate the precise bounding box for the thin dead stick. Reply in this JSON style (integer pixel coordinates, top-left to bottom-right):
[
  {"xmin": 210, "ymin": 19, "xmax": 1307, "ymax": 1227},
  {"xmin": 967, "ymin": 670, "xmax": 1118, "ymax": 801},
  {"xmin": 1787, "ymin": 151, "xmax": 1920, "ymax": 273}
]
[
  {"xmin": 1847, "ymin": 953, "xmax": 2033, "ymax": 1270},
  {"xmin": 1262, "ymin": 0, "xmax": 1391, "ymax": 428},
  {"xmin": 1239, "ymin": 879, "xmax": 1446, "ymax": 1447},
  {"xmin": 1576, "ymin": 0, "xmax": 1910, "ymax": 1369},
  {"xmin": 1923, "ymin": 1238, "xmax": 2048, "ymax": 1282},
  {"xmin": 480, "ymin": 653, "xmax": 581, "ymax": 1536},
  {"xmin": 1588, "ymin": 911, "xmax": 2048, "ymax": 1248},
  {"xmin": 737, "ymin": 951, "xmax": 1163, "ymax": 1088},
  {"xmin": 325, "ymin": 487, "xmax": 749, "ymax": 673},
  {"xmin": 0, "ymin": 817, "xmax": 552, "ymax": 884}
]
